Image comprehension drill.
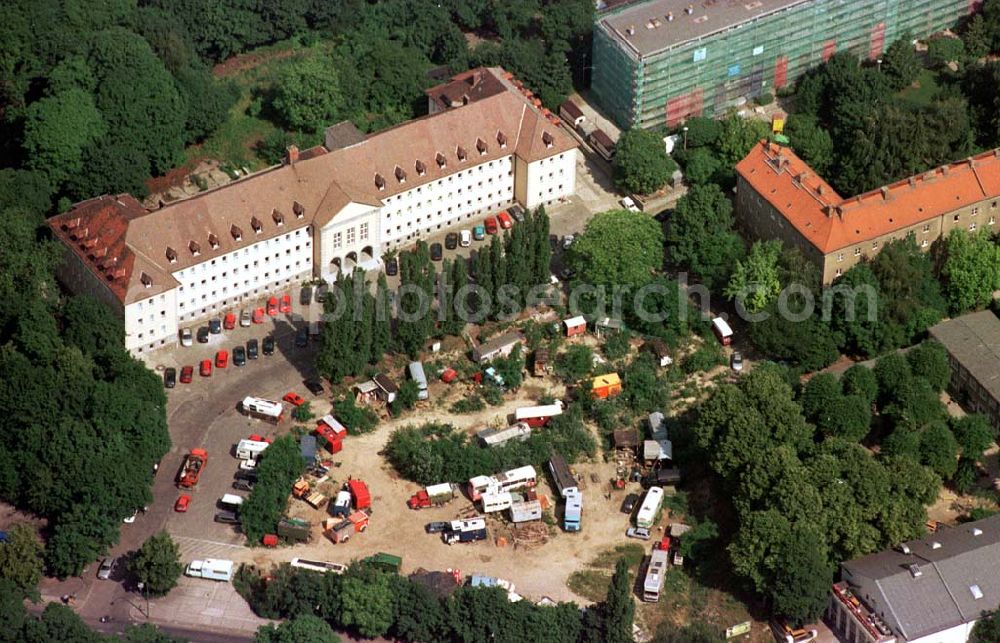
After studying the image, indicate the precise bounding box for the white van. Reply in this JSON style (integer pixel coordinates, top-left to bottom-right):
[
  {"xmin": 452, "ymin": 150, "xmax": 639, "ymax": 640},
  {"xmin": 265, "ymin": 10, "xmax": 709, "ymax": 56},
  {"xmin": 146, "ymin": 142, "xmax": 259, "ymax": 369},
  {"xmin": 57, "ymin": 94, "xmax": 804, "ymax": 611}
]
[
  {"xmin": 460, "ymin": 230, "xmax": 472, "ymax": 247},
  {"xmin": 219, "ymin": 494, "xmax": 244, "ymax": 509}
]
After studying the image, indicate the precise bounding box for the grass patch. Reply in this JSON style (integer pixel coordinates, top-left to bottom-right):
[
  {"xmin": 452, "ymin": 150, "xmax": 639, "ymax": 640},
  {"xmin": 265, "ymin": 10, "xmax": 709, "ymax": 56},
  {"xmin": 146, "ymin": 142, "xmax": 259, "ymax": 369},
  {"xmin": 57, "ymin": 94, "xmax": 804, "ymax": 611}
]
[
  {"xmin": 899, "ymin": 68, "xmax": 940, "ymax": 108},
  {"xmin": 567, "ymin": 543, "xmax": 646, "ymax": 602},
  {"xmin": 590, "ymin": 543, "xmax": 645, "ymax": 569},
  {"xmin": 567, "ymin": 570, "xmax": 612, "ymax": 603}
]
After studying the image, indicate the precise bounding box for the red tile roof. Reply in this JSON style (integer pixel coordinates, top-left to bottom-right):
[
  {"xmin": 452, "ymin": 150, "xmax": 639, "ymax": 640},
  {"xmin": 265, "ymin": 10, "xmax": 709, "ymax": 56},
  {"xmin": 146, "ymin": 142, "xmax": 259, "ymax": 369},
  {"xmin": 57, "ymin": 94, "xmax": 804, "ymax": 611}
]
[{"xmin": 736, "ymin": 141, "xmax": 1000, "ymax": 254}]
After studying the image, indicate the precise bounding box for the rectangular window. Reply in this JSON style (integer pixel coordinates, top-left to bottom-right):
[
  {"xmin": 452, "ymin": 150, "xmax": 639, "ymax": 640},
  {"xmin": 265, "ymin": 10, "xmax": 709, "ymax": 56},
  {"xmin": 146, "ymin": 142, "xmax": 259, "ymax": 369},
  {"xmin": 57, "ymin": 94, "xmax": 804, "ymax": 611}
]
[
  {"xmin": 837, "ymin": 253, "xmax": 844, "ymax": 262},
  {"xmin": 854, "ymin": 248, "xmax": 861, "ymax": 256},
  {"xmin": 360, "ymin": 222, "xmax": 368, "ymax": 240},
  {"xmin": 922, "ymin": 224, "xmax": 930, "ymax": 233},
  {"xmin": 333, "ymin": 232, "xmax": 342, "ymax": 249},
  {"xmin": 347, "ymin": 228, "xmax": 355, "ymax": 245},
  {"xmin": 972, "ymin": 207, "xmax": 979, "ymax": 215},
  {"xmin": 872, "ymin": 241, "xmax": 879, "ymax": 250}
]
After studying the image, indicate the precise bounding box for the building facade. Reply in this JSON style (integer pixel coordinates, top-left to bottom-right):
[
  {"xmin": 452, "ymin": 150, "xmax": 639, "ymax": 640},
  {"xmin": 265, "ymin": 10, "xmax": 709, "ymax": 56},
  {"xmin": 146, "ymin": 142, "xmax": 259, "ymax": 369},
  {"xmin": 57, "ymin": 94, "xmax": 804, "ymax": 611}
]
[
  {"xmin": 828, "ymin": 513, "xmax": 1000, "ymax": 643},
  {"xmin": 929, "ymin": 311, "xmax": 1000, "ymax": 432},
  {"xmin": 592, "ymin": 0, "xmax": 974, "ymax": 130},
  {"xmin": 48, "ymin": 68, "xmax": 577, "ymax": 355},
  {"xmin": 734, "ymin": 141, "xmax": 1000, "ymax": 284}
]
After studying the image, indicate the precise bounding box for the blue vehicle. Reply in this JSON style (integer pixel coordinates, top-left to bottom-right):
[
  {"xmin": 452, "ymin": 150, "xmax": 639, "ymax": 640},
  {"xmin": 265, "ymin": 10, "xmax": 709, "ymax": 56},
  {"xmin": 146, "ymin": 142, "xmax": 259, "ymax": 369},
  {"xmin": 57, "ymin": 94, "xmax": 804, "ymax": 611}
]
[{"xmin": 563, "ymin": 489, "xmax": 582, "ymax": 532}]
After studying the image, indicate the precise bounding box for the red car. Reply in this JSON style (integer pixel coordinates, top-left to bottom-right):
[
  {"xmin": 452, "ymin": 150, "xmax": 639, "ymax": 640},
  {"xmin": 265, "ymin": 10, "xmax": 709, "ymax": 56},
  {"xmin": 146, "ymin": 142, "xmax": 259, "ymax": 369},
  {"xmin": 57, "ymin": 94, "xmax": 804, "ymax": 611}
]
[
  {"xmin": 267, "ymin": 297, "xmax": 279, "ymax": 316},
  {"xmin": 498, "ymin": 211, "xmax": 513, "ymax": 229},
  {"xmin": 223, "ymin": 312, "xmax": 237, "ymax": 330},
  {"xmin": 174, "ymin": 494, "xmax": 192, "ymax": 512},
  {"xmin": 484, "ymin": 216, "xmax": 498, "ymax": 235},
  {"xmin": 283, "ymin": 392, "xmax": 305, "ymax": 406},
  {"xmin": 441, "ymin": 368, "xmax": 458, "ymax": 383},
  {"xmin": 280, "ymin": 294, "xmax": 291, "ymax": 314},
  {"xmin": 215, "ymin": 350, "xmax": 229, "ymax": 368},
  {"xmin": 252, "ymin": 307, "xmax": 265, "ymax": 324},
  {"xmin": 248, "ymin": 433, "xmax": 273, "ymax": 444},
  {"xmin": 200, "ymin": 359, "xmax": 212, "ymax": 377},
  {"xmin": 180, "ymin": 365, "xmax": 193, "ymax": 384}
]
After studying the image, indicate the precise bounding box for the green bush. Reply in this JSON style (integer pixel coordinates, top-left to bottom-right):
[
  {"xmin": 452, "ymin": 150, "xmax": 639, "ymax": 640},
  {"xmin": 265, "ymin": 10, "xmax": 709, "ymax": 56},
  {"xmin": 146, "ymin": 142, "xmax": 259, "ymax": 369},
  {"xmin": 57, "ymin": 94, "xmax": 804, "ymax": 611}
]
[
  {"xmin": 451, "ymin": 395, "xmax": 486, "ymax": 414},
  {"xmin": 333, "ymin": 397, "xmax": 378, "ymax": 434},
  {"xmin": 681, "ymin": 342, "xmax": 724, "ymax": 374}
]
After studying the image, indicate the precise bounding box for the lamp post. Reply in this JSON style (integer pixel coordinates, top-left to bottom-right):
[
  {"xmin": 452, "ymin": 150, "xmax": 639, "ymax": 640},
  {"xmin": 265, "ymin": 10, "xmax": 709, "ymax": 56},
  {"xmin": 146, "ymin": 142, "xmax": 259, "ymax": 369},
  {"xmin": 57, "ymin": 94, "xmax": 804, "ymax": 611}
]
[
  {"xmin": 876, "ymin": 58, "xmax": 883, "ymax": 72},
  {"xmin": 682, "ymin": 126, "xmax": 689, "ymax": 150},
  {"xmin": 136, "ymin": 582, "xmax": 149, "ymax": 618}
]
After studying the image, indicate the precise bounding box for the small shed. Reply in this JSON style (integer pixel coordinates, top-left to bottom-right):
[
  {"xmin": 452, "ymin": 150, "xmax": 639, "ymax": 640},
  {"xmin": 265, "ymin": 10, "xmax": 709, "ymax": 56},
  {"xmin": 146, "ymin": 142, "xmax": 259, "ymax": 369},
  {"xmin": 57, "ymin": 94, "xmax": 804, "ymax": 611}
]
[
  {"xmin": 353, "ymin": 380, "xmax": 379, "ymax": 405},
  {"xmin": 559, "ymin": 100, "xmax": 586, "ymax": 128},
  {"xmin": 563, "ymin": 316, "xmax": 587, "ymax": 337},
  {"xmin": 648, "ymin": 412, "xmax": 667, "ymax": 441},
  {"xmin": 589, "ymin": 128, "xmax": 616, "ymax": 161},
  {"xmin": 591, "ymin": 373, "xmax": 622, "ymax": 399},
  {"xmin": 510, "ymin": 499, "xmax": 543, "ymax": 523},
  {"xmin": 594, "ymin": 317, "xmax": 623, "ymax": 338},
  {"xmin": 472, "ymin": 331, "xmax": 524, "ymax": 363},
  {"xmin": 643, "ymin": 439, "xmax": 673, "ymax": 463},
  {"xmin": 613, "ymin": 428, "xmax": 639, "ymax": 454},
  {"xmin": 299, "ymin": 435, "xmax": 317, "ymax": 464},
  {"xmin": 533, "ymin": 347, "xmax": 550, "ymax": 377},
  {"xmin": 373, "ymin": 374, "xmax": 398, "ymax": 403},
  {"xmin": 645, "ymin": 339, "xmax": 673, "ymax": 367}
]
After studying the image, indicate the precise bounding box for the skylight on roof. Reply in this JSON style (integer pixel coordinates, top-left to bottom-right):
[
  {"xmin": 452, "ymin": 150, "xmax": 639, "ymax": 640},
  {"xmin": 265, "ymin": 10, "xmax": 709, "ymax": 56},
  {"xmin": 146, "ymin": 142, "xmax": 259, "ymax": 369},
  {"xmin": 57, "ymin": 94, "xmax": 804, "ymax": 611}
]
[{"xmin": 971, "ymin": 585, "xmax": 984, "ymax": 600}]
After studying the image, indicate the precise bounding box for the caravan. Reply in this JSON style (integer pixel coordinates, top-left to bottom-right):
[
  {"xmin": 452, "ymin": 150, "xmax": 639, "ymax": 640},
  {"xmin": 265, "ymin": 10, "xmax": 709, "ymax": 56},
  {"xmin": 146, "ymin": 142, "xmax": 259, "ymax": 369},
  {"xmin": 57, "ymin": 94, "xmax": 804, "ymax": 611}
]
[
  {"xmin": 241, "ymin": 397, "xmax": 284, "ymax": 423},
  {"xmin": 408, "ymin": 362, "xmax": 429, "ymax": 400},
  {"xmin": 235, "ymin": 439, "xmax": 269, "ymax": 461},
  {"xmin": 636, "ymin": 487, "xmax": 664, "ymax": 529}
]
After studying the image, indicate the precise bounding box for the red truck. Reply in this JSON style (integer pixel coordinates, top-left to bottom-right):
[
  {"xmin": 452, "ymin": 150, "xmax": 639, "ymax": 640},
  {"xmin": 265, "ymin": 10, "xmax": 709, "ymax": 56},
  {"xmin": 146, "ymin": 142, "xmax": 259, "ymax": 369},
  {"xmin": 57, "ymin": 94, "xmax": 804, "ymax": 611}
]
[
  {"xmin": 324, "ymin": 511, "xmax": 369, "ymax": 544},
  {"xmin": 348, "ymin": 479, "xmax": 370, "ymax": 510},
  {"xmin": 408, "ymin": 483, "xmax": 458, "ymax": 510},
  {"xmin": 177, "ymin": 449, "xmax": 208, "ymax": 488}
]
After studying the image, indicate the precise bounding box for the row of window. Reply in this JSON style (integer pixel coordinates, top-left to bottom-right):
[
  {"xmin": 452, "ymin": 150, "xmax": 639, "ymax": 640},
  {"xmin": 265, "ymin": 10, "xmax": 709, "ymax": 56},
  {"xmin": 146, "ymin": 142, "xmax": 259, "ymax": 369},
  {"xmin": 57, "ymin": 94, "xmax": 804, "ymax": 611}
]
[
  {"xmin": 177, "ymin": 230, "xmax": 307, "ymax": 278},
  {"xmin": 332, "ymin": 222, "xmax": 369, "ymax": 249},
  {"xmin": 834, "ymin": 217, "xmax": 996, "ymax": 262},
  {"xmin": 176, "ymin": 275, "xmax": 303, "ymax": 323},
  {"xmin": 383, "ymin": 159, "xmax": 513, "ymax": 204},
  {"xmin": 386, "ymin": 176, "xmax": 514, "ymax": 218},
  {"xmin": 178, "ymin": 258, "xmax": 310, "ymax": 310}
]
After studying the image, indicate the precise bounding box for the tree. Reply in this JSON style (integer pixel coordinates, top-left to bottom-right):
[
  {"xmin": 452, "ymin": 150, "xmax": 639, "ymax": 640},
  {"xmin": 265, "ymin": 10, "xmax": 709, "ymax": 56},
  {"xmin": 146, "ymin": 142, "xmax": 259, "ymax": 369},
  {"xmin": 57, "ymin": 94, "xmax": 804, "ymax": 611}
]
[
  {"xmin": 22, "ymin": 88, "xmax": 106, "ymax": 187},
  {"xmin": 613, "ymin": 128, "xmax": 677, "ymax": 195},
  {"xmin": 919, "ymin": 422, "xmax": 960, "ymax": 479},
  {"xmin": 799, "ymin": 373, "xmax": 840, "ymax": 422},
  {"xmin": 927, "ymin": 37, "xmax": 966, "ymax": 67},
  {"xmin": 338, "ymin": 572, "xmax": 395, "ymax": 638},
  {"xmin": 819, "ymin": 395, "xmax": 872, "ymax": 442},
  {"xmin": 841, "ymin": 364, "xmax": 878, "ymax": 405},
  {"xmin": 240, "ymin": 435, "xmax": 305, "ymax": 543},
  {"xmin": 64, "ymin": 138, "xmax": 152, "ymax": 199},
  {"xmin": 567, "ymin": 210, "xmax": 664, "ymax": 288},
  {"xmin": 951, "ymin": 414, "xmax": 996, "ymax": 461},
  {"xmin": 0, "ymin": 524, "xmax": 42, "ymax": 595},
  {"xmin": 667, "ymin": 183, "xmax": 745, "ymax": 290},
  {"xmin": 602, "ymin": 558, "xmax": 634, "ymax": 643},
  {"xmin": 882, "ymin": 34, "xmax": 921, "ymax": 91},
  {"xmin": 784, "ymin": 114, "xmax": 833, "ymax": 176},
  {"xmin": 555, "ymin": 345, "xmax": 593, "ymax": 382},
  {"xmin": 769, "ymin": 523, "xmax": 833, "ymax": 624},
  {"xmin": 972, "ymin": 605, "xmax": 1000, "ymax": 642},
  {"xmin": 939, "ymin": 228, "xmax": 1000, "ymax": 314},
  {"xmin": 255, "ymin": 614, "xmax": 340, "ymax": 643},
  {"xmin": 680, "ymin": 147, "xmax": 720, "ymax": 185},
  {"xmin": 391, "ymin": 379, "xmax": 421, "ymax": 416},
  {"xmin": 906, "ymin": 340, "xmax": 951, "ymax": 392},
  {"xmin": 681, "ymin": 116, "xmax": 721, "ymax": 148},
  {"xmin": 962, "ymin": 14, "xmax": 991, "ymax": 60},
  {"xmin": 332, "ymin": 397, "xmax": 378, "ymax": 434},
  {"xmin": 748, "ymin": 308, "xmax": 839, "ymax": 372},
  {"xmin": 129, "ymin": 531, "xmax": 183, "ymax": 596},
  {"xmin": 724, "ymin": 240, "xmax": 782, "ymax": 313},
  {"xmin": 716, "ymin": 112, "xmax": 771, "ymax": 168},
  {"xmin": 271, "ymin": 55, "xmax": 346, "ymax": 133}
]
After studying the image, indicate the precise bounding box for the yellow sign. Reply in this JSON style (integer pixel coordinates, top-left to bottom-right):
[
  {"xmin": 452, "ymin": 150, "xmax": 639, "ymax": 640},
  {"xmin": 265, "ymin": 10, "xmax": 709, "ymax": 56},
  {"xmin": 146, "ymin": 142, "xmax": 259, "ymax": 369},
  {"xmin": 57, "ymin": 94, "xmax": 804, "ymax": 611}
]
[
  {"xmin": 771, "ymin": 116, "xmax": 785, "ymax": 134},
  {"xmin": 726, "ymin": 621, "xmax": 752, "ymax": 638}
]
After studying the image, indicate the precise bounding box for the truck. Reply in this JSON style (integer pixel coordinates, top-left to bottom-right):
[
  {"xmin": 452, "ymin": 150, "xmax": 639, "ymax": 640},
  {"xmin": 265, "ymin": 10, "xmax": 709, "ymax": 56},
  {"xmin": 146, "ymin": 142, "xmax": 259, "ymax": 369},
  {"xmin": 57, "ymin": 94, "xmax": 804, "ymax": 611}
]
[
  {"xmin": 563, "ymin": 488, "xmax": 582, "ymax": 531},
  {"xmin": 218, "ymin": 494, "xmax": 244, "ymax": 510},
  {"xmin": 185, "ymin": 559, "xmax": 234, "ymax": 582},
  {"xmin": 348, "ymin": 479, "xmax": 371, "ymax": 510},
  {"xmin": 444, "ymin": 518, "xmax": 488, "ymax": 545},
  {"xmin": 277, "ymin": 517, "xmax": 312, "ymax": 543},
  {"xmin": 330, "ymin": 490, "xmax": 352, "ymax": 517},
  {"xmin": 408, "ymin": 483, "xmax": 458, "ymax": 510},
  {"xmin": 177, "ymin": 449, "xmax": 208, "ymax": 488},
  {"xmin": 324, "ymin": 518, "xmax": 355, "ymax": 544},
  {"xmin": 235, "ymin": 439, "xmax": 269, "ymax": 461}
]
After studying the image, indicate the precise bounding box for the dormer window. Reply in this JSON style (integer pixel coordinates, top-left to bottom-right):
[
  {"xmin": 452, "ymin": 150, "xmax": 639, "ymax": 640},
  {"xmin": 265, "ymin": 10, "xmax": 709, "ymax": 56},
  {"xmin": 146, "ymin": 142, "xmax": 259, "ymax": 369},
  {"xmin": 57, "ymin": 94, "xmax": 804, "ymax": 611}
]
[
  {"xmin": 476, "ymin": 138, "xmax": 488, "ymax": 155},
  {"xmin": 456, "ymin": 146, "xmax": 467, "ymax": 162},
  {"xmin": 293, "ymin": 201, "xmax": 305, "ymax": 218},
  {"xmin": 140, "ymin": 272, "xmax": 152, "ymax": 288},
  {"xmin": 208, "ymin": 233, "xmax": 220, "ymax": 249},
  {"xmin": 375, "ymin": 173, "xmax": 386, "ymax": 190},
  {"xmin": 251, "ymin": 216, "xmax": 263, "ymax": 234},
  {"xmin": 497, "ymin": 131, "xmax": 507, "ymax": 148},
  {"xmin": 189, "ymin": 240, "xmax": 201, "ymax": 256},
  {"xmin": 231, "ymin": 224, "xmax": 243, "ymax": 241},
  {"xmin": 272, "ymin": 209, "xmax": 284, "ymax": 226},
  {"xmin": 166, "ymin": 247, "xmax": 177, "ymax": 263},
  {"xmin": 436, "ymin": 152, "xmax": 447, "ymax": 168},
  {"xmin": 394, "ymin": 166, "xmax": 406, "ymax": 183},
  {"xmin": 415, "ymin": 160, "xmax": 426, "ymax": 176},
  {"xmin": 542, "ymin": 131, "xmax": 554, "ymax": 148}
]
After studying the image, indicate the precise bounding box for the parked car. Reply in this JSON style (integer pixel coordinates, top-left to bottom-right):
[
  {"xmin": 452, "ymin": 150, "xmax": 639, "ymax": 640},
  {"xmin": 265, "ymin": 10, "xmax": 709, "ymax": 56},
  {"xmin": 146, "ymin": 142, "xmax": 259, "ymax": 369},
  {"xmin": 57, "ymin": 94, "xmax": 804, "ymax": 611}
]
[
  {"xmin": 445, "ymin": 232, "xmax": 459, "ymax": 250},
  {"xmin": 267, "ymin": 297, "xmax": 279, "ymax": 316},
  {"xmin": 497, "ymin": 211, "xmax": 513, "ymax": 229},
  {"xmin": 197, "ymin": 326, "xmax": 210, "ymax": 343},
  {"xmin": 209, "ymin": 318, "xmax": 222, "ymax": 334},
  {"xmin": 280, "ymin": 294, "xmax": 292, "ymax": 313},
  {"xmin": 174, "ymin": 494, "xmax": 192, "ymax": 512},
  {"xmin": 315, "ymin": 284, "xmax": 328, "ymax": 303},
  {"xmin": 233, "ymin": 479, "xmax": 255, "ymax": 492},
  {"xmin": 484, "ymin": 216, "xmax": 498, "ymax": 235},
  {"xmin": 509, "ymin": 204, "xmax": 525, "ymax": 222},
  {"xmin": 262, "ymin": 335, "xmax": 275, "ymax": 356},
  {"xmin": 425, "ymin": 521, "xmax": 450, "ymax": 534},
  {"xmin": 626, "ymin": 527, "xmax": 651, "ymax": 540},
  {"xmin": 240, "ymin": 309, "xmax": 251, "ymax": 327},
  {"xmin": 430, "ymin": 243, "xmax": 443, "ymax": 261},
  {"xmin": 180, "ymin": 365, "xmax": 193, "ymax": 384},
  {"xmin": 304, "ymin": 379, "xmax": 324, "ymax": 396},
  {"xmin": 473, "ymin": 224, "xmax": 486, "ymax": 240},
  {"xmin": 621, "ymin": 493, "xmax": 640, "ymax": 514},
  {"xmin": 295, "ymin": 328, "xmax": 309, "ymax": 347},
  {"xmin": 224, "ymin": 312, "xmax": 237, "ymax": 330},
  {"xmin": 385, "ymin": 256, "xmax": 398, "ymax": 276},
  {"xmin": 233, "ymin": 346, "xmax": 246, "ymax": 367},
  {"xmin": 252, "ymin": 307, "xmax": 265, "ymax": 324},
  {"xmin": 247, "ymin": 339, "xmax": 258, "ymax": 360},
  {"xmin": 214, "ymin": 511, "xmax": 240, "ymax": 525},
  {"xmin": 460, "ymin": 230, "xmax": 472, "ymax": 247},
  {"xmin": 180, "ymin": 328, "xmax": 193, "ymax": 347},
  {"xmin": 283, "ymin": 392, "xmax": 306, "ymax": 406},
  {"xmin": 215, "ymin": 350, "xmax": 229, "ymax": 368},
  {"xmin": 731, "ymin": 351, "xmax": 744, "ymax": 372},
  {"xmin": 300, "ymin": 285, "xmax": 313, "ymax": 306},
  {"xmin": 97, "ymin": 557, "xmax": 117, "ymax": 580},
  {"xmin": 200, "ymin": 359, "xmax": 212, "ymax": 377},
  {"xmin": 561, "ymin": 234, "xmax": 575, "ymax": 250},
  {"xmin": 164, "ymin": 368, "xmax": 176, "ymax": 388},
  {"xmin": 620, "ymin": 196, "xmax": 639, "ymax": 212}
]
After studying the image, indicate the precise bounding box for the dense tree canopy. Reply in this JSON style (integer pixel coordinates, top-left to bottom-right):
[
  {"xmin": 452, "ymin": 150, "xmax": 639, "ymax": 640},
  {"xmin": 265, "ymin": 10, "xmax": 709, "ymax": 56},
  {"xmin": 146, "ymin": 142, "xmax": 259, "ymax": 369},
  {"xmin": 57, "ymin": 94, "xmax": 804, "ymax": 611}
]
[
  {"xmin": 613, "ymin": 129, "xmax": 677, "ymax": 195},
  {"xmin": 667, "ymin": 183, "xmax": 745, "ymax": 290},
  {"xmin": 129, "ymin": 532, "xmax": 184, "ymax": 596},
  {"xmin": 567, "ymin": 210, "xmax": 665, "ymax": 288}
]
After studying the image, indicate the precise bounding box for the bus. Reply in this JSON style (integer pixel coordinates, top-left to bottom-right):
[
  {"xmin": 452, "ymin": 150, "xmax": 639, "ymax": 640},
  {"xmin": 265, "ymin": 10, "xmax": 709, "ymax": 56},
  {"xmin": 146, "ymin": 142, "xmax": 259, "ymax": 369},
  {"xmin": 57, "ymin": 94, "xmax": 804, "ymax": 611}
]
[
  {"xmin": 636, "ymin": 487, "xmax": 664, "ymax": 529},
  {"xmin": 408, "ymin": 361, "xmax": 429, "ymax": 400},
  {"xmin": 493, "ymin": 465, "xmax": 537, "ymax": 493},
  {"xmin": 642, "ymin": 549, "xmax": 669, "ymax": 602},
  {"xmin": 548, "ymin": 454, "xmax": 578, "ymax": 498},
  {"xmin": 241, "ymin": 397, "xmax": 284, "ymax": 423}
]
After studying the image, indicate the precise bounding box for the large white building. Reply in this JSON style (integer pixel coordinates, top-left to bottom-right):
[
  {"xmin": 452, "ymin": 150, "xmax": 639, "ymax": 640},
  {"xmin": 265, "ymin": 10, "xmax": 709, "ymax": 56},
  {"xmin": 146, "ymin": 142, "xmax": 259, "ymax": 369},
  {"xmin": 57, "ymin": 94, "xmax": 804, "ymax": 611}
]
[{"xmin": 48, "ymin": 68, "xmax": 578, "ymax": 355}]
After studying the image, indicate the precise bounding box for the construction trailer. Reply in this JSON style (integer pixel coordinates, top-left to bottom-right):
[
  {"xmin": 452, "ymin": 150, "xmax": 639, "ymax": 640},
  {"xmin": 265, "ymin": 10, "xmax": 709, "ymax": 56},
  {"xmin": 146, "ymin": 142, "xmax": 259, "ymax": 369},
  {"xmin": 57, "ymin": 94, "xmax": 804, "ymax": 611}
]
[
  {"xmin": 315, "ymin": 424, "xmax": 344, "ymax": 454},
  {"xmin": 636, "ymin": 487, "xmax": 664, "ymax": 529},
  {"xmin": 642, "ymin": 549, "xmax": 670, "ymax": 602},
  {"xmin": 548, "ymin": 454, "xmax": 578, "ymax": 498},
  {"xmin": 563, "ymin": 489, "xmax": 583, "ymax": 531},
  {"xmin": 407, "ymin": 361, "xmax": 429, "ymax": 400},
  {"xmin": 591, "ymin": 373, "xmax": 622, "ymax": 399},
  {"xmin": 493, "ymin": 465, "xmax": 538, "ymax": 493},
  {"xmin": 563, "ymin": 315, "xmax": 587, "ymax": 337},
  {"xmin": 510, "ymin": 499, "xmax": 543, "ymax": 523},
  {"xmin": 444, "ymin": 518, "xmax": 488, "ymax": 545},
  {"xmin": 348, "ymin": 479, "xmax": 371, "ymax": 510},
  {"xmin": 477, "ymin": 423, "xmax": 532, "ymax": 448},
  {"xmin": 185, "ymin": 559, "xmax": 234, "ymax": 582},
  {"xmin": 472, "ymin": 331, "xmax": 524, "ymax": 363}
]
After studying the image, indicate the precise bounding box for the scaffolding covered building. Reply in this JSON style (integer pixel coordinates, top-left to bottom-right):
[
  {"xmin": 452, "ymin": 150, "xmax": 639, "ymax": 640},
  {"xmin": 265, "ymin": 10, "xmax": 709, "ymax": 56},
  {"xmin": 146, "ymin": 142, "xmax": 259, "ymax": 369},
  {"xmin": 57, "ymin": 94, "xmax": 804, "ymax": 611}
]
[{"xmin": 592, "ymin": 0, "xmax": 973, "ymax": 130}]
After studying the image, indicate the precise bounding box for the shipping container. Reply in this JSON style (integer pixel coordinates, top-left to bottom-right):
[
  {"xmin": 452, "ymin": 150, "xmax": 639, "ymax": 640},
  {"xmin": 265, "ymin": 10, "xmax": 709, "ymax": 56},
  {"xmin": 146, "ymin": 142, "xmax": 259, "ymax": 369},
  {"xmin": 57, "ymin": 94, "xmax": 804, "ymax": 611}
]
[{"xmin": 591, "ymin": 373, "xmax": 622, "ymax": 399}]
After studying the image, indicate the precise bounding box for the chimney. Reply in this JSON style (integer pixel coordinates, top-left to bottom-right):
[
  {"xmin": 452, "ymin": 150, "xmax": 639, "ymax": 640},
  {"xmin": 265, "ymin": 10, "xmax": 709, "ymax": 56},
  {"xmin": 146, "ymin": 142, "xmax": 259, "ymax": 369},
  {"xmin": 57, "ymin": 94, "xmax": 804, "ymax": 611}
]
[
  {"xmin": 908, "ymin": 177, "xmax": 916, "ymax": 189},
  {"xmin": 626, "ymin": 25, "xmax": 635, "ymax": 36},
  {"xmin": 686, "ymin": 3, "xmax": 694, "ymax": 15},
  {"xmin": 941, "ymin": 165, "xmax": 950, "ymax": 176},
  {"xmin": 472, "ymin": 70, "xmax": 483, "ymax": 87},
  {"xmin": 817, "ymin": 184, "xmax": 826, "ymax": 196},
  {"xmin": 667, "ymin": 11, "xmax": 674, "ymax": 21},
  {"xmin": 293, "ymin": 201, "xmax": 305, "ymax": 218},
  {"xmin": 286, "ymin": 145, "xmax": 300, "ymax": 165},
  {"xmin": 880, "ymin": 186, "xmax": 890, "ymax": 200}
]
